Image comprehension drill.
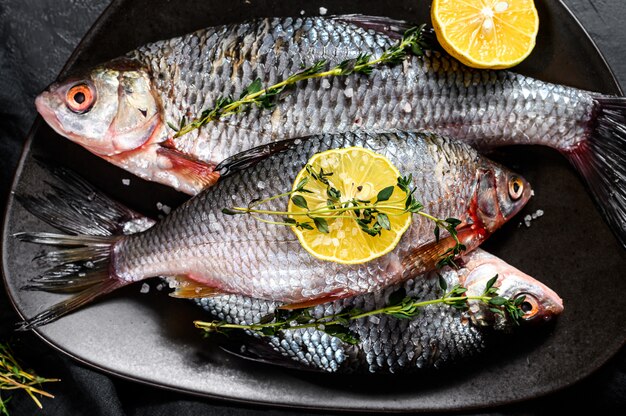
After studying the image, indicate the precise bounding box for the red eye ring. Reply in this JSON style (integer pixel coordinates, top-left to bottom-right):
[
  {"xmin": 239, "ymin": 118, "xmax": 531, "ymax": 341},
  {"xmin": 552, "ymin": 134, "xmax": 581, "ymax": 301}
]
[
  {"xmin": 66, "ymin": 83, "xmax": 95, "ymax": 113},
  {"xmin": 517, "ymin": 294, "xmax": 540, "ymax": 319}
]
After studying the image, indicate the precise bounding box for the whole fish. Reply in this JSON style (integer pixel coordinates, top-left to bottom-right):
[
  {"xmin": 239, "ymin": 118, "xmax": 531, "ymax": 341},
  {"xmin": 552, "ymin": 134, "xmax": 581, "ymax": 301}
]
[
  {"xmin": 16, "ymin": 131, "xmax": 530, "ymax": 329},
  {"xmin": 199, "ymin": 249, "xmax": 564, "ymax": 373},
  {"xmin": 34, "ymin": 15, "xmax": 626, "ymax": 245}
]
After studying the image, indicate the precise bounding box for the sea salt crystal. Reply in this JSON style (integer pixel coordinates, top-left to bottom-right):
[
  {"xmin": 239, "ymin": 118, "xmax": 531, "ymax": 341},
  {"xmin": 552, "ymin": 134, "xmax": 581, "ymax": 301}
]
[
  {"xmin": 257, "ymin": 180, "xmax": 266, "ymax": 190},
  {"xmin": 403, "ymin": 102, "xmax": 412, "ymax": 113},
  {"xmin": 319, "ymin": 7, "xmax": 328, "ymax": 15},
  {"xmin": 524, "ymin": 215, "xmax": 532, "ymax": 228},
  {"xmin": 522, "ymin": 209, "xmax": 544, "ymax": 228},
  {"xmin": 156, "ymin": 283, "xmax": 165, "ymax": 291},
  {"xmin": 122, "ymin": 178, "xmax": 130, "ymax": 186},
  {"xmin": 344, "ymin": 87, "xmax": 354, "ymax": 98},
  {"xmin": 321, "ymin": 79, "xmax": 331, "ymax": 89},
  {"xmin": 140, "ymin": 283, "xmax": 150, "ymax": 294},
  {"xmin": 156, "ymin": 202, "xmax": 171, "ymax": 214},
  {"xmin": 300, "ymin": 9, "xmax": 305, "ymax": 15}
]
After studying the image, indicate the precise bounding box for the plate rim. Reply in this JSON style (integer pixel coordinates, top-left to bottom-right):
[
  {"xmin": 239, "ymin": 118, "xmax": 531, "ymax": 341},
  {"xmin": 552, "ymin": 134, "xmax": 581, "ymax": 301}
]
[{"xmin": 2, "ymin": 0, "xmax": 624, "ymax": 412}]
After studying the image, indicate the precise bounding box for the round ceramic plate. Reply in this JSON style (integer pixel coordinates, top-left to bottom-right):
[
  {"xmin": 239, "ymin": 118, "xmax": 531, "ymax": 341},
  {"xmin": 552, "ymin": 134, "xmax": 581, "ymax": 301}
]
[{"xmin": 3, "ymin": 0, "xmax": 626, "ymax": 412}]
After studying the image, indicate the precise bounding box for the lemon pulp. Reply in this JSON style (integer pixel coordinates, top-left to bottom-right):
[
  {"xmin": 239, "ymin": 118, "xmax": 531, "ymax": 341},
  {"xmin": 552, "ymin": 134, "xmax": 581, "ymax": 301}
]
[
  {"xmin": 432, "ymin": 0, "xmax": 539, "ymax": 69},
  {"xmin": 288, "ymin": 147, "xmax": 412, "ymax": 264}
]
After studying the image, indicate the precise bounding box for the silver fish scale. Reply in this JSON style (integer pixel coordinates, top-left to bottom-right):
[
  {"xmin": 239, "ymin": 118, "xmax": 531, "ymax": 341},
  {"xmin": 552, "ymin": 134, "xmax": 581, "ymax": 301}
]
[
  {"xmin": 196, "ymin": 265, "xmax": 485, "ymax": 373},
  {"xmin": 113, "ymin": 131, "xmax": 482, "ymax": 303},
  {"xmin": 129, "ymin": 17, "xmax": 595, "ymax": 163}
]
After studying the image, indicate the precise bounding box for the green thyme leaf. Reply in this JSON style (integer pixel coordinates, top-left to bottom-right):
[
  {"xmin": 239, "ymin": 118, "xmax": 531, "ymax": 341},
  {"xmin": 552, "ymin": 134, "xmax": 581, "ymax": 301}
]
[
  {"xmin": 376, "ymin": 213, "xmax": 391, "ymax": 231},
  {"xmin": 489, "ymin": 296, "xmax": 508, "ymax": 306},
  {"xmin": 438, "ymin": 274, "xmax": 448, "ymax": 292},
  {"xmin": 297, "ymin": 222, "xmax": 314, "ymax": 231},
  {"xmin": 291, "ymin": 195, "xmax": 309, "ymax": 209},
  {"xmin": 221, "ymin": 208, "xmax": 240, "ymax": 215},
  {"xmin": 388, "ymin": 288, "xmax": 407, "ymax": 306},
  {"xmin": 313, "ymin": 217, "xmax": 329, "ymax": 234},
  {"xmin": 484, "ymin": 275, "xmax": 499, "ymax": 294},
  {"xmin": 376, "ymin": 186, "xmax": 395, "ymax": 203}
]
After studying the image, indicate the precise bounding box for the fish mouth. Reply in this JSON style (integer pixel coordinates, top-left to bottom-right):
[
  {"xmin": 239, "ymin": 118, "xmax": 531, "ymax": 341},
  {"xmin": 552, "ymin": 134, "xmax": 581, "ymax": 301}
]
[{"xmin": 36, "ymin": 93, "xmax": 67, "ymax": 137}]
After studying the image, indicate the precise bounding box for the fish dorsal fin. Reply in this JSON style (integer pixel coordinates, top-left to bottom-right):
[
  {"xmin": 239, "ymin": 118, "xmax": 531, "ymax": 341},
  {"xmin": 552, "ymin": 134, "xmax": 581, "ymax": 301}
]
[
  {"xmin": 168, "ymin": 275, "xmax": 226, "ymax": 299},
  {"xmin": 215, "ymin": 138, "xmax": 303, "ymax": 178},
  {"xmin": 331, "ymin": 15, "xmax": 413, "ymax": 40},
  {"xmin": 156, "ymin": 146, "xmax": 220, "ymax": 191}
]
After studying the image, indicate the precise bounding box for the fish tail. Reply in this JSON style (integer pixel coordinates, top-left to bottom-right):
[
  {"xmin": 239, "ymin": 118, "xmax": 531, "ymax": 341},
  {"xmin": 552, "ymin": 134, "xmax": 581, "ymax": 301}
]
[
  {"xmin": 14, "ymin": 232, "xmax": 124, "ymax": 330},
  {"xmin": 565, "ymin": 96, "xmax": 626, "ymax": 248},
  {"xmin": 13, "ymin": 164, "xmax": 153, "ymax": 330}
]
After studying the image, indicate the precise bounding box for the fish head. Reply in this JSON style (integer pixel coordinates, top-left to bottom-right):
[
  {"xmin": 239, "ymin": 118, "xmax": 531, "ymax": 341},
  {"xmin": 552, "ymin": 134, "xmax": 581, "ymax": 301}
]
[
  {"xmin": 35, "ymin": 58, "xmax": 161, "ymax": 157},
  {"xmin": 461, "ymin": 250, "xmax": 564, "ymax": 331},
  {"xmin": 473, "ymin": 165, "xmax": 532, "ymax": 233}
]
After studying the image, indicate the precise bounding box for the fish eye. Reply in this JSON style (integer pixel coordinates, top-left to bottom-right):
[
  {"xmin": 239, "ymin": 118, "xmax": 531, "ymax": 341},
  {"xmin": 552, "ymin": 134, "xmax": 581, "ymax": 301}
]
[
  {"xmin": 66, "ymin": 83, "xmax": 95, "ymax": 114},
  {"xmin": 516, "ymin": 293, "xmax": 539, "ymax": 319},
  {"xmin": 508, "ymin": 176, "xmax": 524, "ymax": 200}
]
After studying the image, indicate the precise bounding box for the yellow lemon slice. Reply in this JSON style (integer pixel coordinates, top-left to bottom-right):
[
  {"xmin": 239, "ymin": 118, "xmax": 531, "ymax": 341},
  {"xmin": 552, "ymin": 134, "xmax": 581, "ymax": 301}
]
[
  {"xmin": 288, "ymin": 147, "xmax": 411, "ymax": 264},
  {"xmin": 432, "ymin": 0, "xmax": 539, "ymax": 69}
]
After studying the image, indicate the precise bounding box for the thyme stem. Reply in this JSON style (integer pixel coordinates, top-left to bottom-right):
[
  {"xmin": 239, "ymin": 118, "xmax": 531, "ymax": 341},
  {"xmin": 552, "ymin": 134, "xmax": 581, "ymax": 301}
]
[
  {"xmin": 195, "ymin": 275, "xmax": 526, "ymax": 344},
  {"xmin": 170, "ymin": 25, "xmax": 427, "ymax": 138},
  {"xmin": 0, "ymin": 342, "xmax": 59, "ymax": 413}
]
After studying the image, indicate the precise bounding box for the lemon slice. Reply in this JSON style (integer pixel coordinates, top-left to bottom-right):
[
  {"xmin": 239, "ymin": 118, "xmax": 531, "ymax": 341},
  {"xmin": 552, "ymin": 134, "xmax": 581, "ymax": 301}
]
[
  {"xmin": 431, "ymin": 0, "xmax": 539, "ymax": 69},
  {"xmin": 288, "ymin": 147, "xmax": 411, "ymax": 264}
]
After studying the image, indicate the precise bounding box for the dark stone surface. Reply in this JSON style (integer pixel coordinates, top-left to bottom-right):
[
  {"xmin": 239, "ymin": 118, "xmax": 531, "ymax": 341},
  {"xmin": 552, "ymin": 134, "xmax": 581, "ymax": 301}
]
[{"xmin": 1, "ymin": 0, "xmax": 624, "ymax": 415}]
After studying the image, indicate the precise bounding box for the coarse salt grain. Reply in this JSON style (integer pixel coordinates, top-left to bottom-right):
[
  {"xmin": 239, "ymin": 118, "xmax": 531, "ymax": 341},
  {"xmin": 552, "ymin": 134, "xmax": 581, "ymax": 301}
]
[{"xmin": 319, "ymin": 7, "xmax": 328, "ymax": 15}]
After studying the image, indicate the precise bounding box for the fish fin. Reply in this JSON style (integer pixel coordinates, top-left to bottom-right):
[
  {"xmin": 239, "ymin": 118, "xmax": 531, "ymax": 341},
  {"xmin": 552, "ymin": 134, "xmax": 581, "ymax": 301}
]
[
  {"xmin": 156, "ymin": 146, "xmax": 220, "ymax": 190},
  {"xmin": 215, "ymin": 138, "xmax": 302, "ymax": 178},
  {"xmin": 278, "ymin": 293, "xmax": 346, "ymax": 311},
  {"xmin": 332, "ymin": 15, "xmax": 439, "ymax": 53},
  {"xmin": 16, "ymin": 160, "xmax": 154, "ymax": 235},
  {"xmin": 168, "ymin": 276, "xmax": 225, "ymax": 299},
  {"xmin": 13, "ymin": 164, "xmax": 150, "ymax": 330},
  {"xmin": 16, "ymin": 279, "xmax": 125, "ymax": 331},
  {"xmin": 219, "ymin": 339, "xmax": 313, "ymax": 371},
  {"xmin": 401, "ymin": 226, "xmax": 484, "ymax": 275},
  {"xmin": 565, "ymin": 96, "xmax": 626, "ymax": 248},
  {"xmin": 331, "ymin": 15, "xmax": 412, "ymax": 40},
  {"xmin": 13, "ymin": 232, "xmax": 127, "ymax": 331}
]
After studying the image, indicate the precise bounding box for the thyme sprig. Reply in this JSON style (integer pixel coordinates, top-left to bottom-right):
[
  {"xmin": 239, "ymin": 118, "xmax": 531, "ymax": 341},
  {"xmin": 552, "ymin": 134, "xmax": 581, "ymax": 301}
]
[
  {"xmin": 195, "ymin": 275, "xmax": 526, "ymax": 345},
  {"xmin": 0, "ymin": 342, "xmax": 59, "ymax": 415},
  {"xmin": 222, "ymin": 170, "xmax": 465, "ymax": 266},
  {"xmin": 169, "ymin": 25, "xmax": 427, "ymax": 138}
]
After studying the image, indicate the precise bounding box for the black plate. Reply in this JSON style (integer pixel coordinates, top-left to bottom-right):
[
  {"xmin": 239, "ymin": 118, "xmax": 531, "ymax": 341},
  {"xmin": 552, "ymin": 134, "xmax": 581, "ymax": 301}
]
[{"xmin": 3, "ymin": 0, "xmax": 626, "ymax": 412}]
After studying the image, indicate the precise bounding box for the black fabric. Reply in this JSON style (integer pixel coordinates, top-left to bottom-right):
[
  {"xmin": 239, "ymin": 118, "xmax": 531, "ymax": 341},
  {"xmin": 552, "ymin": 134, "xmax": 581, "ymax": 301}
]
[{"xmin": 0, "ymin": 1, "xmax": 624, "ymax": 415}]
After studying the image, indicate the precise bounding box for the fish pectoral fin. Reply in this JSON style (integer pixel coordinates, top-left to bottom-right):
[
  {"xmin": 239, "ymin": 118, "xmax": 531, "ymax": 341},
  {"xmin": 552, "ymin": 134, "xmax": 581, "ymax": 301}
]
[
  {"xmin": 156, "ymin": 146, "xmax": 220, "ymax": 190},
  {"xmin": 401, "ymin": 226, "xmax": 484, "ymax": 274},
  {"xmin": 278, "ymin": 292, "xmax": 347, "ymax": 311},
  {"xmin": 168, "ymin": 275, "xmax": 226, "ymax": 299},
  {"xmin": 214, "ymin": 138, "xmax": 302, "ymax": 178}
]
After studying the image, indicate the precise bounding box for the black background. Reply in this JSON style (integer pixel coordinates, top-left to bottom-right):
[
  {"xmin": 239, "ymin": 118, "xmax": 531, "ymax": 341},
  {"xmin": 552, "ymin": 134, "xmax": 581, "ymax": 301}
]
[{"xmin": 1, "ymin": 1, "xmax": 624, "ymax": 415}]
